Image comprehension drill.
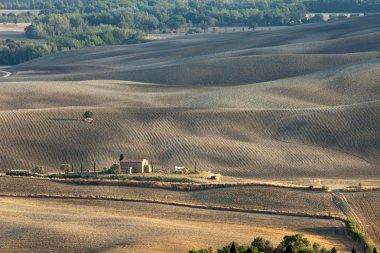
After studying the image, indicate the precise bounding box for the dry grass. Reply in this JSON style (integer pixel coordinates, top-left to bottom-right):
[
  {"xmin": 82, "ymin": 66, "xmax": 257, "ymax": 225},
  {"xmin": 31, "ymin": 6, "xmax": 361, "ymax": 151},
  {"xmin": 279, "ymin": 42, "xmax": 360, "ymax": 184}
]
[
  {"xmin": 0, "ymin": 23, "xmax": 30, "ymax": 32},
  {"xmin": 0, "ymin": 177, "xmax": 344, "ymax": 217},
  {"xmin": 0, "ymin": 197, "xmax": 353, "ymax": 252}
]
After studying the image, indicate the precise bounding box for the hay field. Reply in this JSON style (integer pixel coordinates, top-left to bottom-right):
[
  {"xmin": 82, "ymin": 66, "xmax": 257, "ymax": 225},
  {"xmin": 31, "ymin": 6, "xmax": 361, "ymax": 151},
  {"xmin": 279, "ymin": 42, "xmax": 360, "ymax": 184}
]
[
  {"xmin": 0, "ymin": 14, "xmax": 378, "ymax": 178},
  {"xmin": 0, "ymin": 197, "xmax": 352, "ymax": 253}
]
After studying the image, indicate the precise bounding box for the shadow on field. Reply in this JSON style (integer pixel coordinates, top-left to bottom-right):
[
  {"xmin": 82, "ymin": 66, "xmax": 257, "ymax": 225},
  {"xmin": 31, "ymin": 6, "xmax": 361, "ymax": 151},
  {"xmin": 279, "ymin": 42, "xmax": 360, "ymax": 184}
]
[
  {"xmin": 299, "ymin": 226, "xmax": 343, "ymax": 235},
  {"xmin": 48, "ymin": 118, "xmax": 79, "ymax": 121}
]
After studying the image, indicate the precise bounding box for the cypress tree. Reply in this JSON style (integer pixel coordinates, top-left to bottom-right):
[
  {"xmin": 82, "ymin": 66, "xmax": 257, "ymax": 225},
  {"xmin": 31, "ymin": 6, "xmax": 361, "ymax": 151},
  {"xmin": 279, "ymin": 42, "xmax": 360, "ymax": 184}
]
[
  {"xmin": 230, "ymin": 241, "xmax": 238, "ymax": 253},
  {"xmin": 373, "ymin": 247, "xmax": 377, "ymax": 253},
  {"xmin": 352, "ymin": 248, "xmax": 357, "ymax": 253},
  {"xmin": 331, "ymin": 247, "xmax": 337, "ymax": 253}
]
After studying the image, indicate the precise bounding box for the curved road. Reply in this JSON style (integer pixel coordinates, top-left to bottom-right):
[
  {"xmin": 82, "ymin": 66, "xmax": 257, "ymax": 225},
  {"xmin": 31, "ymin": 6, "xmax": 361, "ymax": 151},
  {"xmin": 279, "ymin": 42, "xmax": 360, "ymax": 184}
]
[{"xmin": 0, "ymin": 70, "xmax": 12, "ymax": 78}]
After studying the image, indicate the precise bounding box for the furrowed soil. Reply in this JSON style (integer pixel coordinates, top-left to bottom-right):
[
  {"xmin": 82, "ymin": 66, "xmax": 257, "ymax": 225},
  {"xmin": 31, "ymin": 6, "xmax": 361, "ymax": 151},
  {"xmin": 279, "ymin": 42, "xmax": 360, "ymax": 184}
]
[{"xmin": 0, "ymin": 13, "xmax": 379, "ymax": 252}]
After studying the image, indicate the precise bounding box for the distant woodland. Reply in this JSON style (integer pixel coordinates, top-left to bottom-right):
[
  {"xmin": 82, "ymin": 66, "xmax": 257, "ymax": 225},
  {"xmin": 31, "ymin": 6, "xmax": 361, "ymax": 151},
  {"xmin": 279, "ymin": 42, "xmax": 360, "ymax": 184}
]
[{"xmin": 1, "ymin": 0, "xmax": 379, "ymax": 64}]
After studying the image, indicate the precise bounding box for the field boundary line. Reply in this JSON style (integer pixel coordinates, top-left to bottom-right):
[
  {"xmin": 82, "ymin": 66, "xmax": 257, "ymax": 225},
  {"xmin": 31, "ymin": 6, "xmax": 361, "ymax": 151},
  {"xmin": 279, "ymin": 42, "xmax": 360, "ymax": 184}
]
[{"xmin": 0, "ymin": 193, "xmax": 347, "ymax": 221}]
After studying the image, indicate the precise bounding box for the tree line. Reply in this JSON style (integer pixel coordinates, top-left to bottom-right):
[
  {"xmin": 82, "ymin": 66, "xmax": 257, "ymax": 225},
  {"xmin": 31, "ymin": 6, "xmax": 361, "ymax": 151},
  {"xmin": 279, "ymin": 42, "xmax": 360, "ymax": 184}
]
[
  {"xmin": 0, "ymin": 40, "xmax": 51, "ymax": 65},
  {"xmin": 2, "ymin": 1, "xmax": 379, "ymax": 31},
  {"xmin": 189, "ymin": 234, "xmax": 378, "ymax": 253}
]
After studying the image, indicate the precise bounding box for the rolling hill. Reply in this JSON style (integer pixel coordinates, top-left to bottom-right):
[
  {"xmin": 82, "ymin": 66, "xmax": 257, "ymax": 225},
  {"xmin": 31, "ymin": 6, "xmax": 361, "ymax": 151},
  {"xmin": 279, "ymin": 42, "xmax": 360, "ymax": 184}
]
[{"xmin": 0, "ymin": 14, "xmax": 378, "ymax": 179}]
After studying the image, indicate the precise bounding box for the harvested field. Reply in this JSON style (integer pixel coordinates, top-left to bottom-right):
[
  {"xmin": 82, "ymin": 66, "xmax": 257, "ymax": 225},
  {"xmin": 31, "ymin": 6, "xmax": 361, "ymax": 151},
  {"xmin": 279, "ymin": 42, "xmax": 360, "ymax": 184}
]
[
  {"xmin": 0, "ymin": 197, "xmax": 353, "ymax": 253},
  {"xmin": 343, "ymin": 191, "xmax": 380, "ymax": 245},
  {"xmin": 0, "ymin": 177, "xmax": 343, "ymax": 216},
  {"xmin": 0, "ymin": 103, "xmax": 377, "ymax": 178},
  {"xmin": 0, "ymin": 14, "xmax": 378, "ymax": 252},
  {"xmin": 0, "ymin": 14, "xmax": 377, "ymax": 178}
]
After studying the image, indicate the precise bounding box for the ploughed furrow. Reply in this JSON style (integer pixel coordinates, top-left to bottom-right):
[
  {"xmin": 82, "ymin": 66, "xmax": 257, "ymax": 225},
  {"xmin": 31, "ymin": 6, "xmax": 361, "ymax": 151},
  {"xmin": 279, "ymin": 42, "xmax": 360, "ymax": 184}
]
[{"xmin": 0, "ymin": 104, "xmax": 377, "ymax": 178}]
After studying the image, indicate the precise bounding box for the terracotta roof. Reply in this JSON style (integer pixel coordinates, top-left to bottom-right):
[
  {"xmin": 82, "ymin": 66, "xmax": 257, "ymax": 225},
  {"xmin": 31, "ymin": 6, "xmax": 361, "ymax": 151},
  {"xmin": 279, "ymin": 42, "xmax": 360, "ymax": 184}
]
[{"xmin": 121, "ymin": 159, "xmax": 146, "ymax": 163}]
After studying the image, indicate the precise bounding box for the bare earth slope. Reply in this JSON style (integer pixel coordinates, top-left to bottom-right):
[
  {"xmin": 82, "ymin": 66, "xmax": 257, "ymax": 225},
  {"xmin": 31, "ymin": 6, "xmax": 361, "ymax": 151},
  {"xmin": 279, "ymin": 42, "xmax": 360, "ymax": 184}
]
[{"xmin": 0, "ymin": 14, "xmax": 378, "ymax": 178}]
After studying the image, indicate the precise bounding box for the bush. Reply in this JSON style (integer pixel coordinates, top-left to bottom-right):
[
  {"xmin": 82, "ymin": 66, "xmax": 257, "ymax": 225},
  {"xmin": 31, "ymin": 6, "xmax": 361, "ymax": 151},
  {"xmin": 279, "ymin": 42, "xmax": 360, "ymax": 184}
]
[
  {"xmin": 345, "ymin": 218, "xmax": 375, "ymax": 252},
  {"xmin": 109, "ymin": 164, "xmax": 121, "ymax": 174},
  {"xmin": 32, "ymin": 166, "xmax": 46, "ymax": 174},
  {"xmin": 83, "ymin": 111, "xmax": 93, "ymax": 118},
  {"xmin": 60, "ymin": 163, "xmax": 72, "ymax": 173}
]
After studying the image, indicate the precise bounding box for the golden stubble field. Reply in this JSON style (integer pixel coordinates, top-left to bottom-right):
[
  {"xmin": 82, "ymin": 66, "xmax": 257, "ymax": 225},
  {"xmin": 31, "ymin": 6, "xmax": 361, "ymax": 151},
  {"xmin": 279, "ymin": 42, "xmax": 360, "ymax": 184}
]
[{"xmin": 0, "ymin": 197, "xmax": 352, "ymax": 253}]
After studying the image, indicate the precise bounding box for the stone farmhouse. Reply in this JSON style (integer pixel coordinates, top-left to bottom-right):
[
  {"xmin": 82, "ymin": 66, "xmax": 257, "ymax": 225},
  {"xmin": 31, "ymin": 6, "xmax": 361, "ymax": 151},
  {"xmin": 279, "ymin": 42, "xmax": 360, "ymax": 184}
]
[{"xmin": 120, "ymin": 159, "xmax": 152, "ymax": 174}]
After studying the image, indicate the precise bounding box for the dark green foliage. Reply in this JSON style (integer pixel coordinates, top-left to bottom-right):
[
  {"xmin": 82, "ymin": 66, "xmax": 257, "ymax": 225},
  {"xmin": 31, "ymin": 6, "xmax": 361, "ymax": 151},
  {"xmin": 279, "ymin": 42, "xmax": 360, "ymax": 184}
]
[
  {"xmin": 374, "ymin": 247, "xmax": 377, "ymax": 253},
  {"xmin": 246, "ymin": 247, "xmax": 258, "ymax": 253},
  {"xmin": 230, "ymin": 241, "xmax": 239, "ymax": 253},
  {"xmin": 109, "ymin": 175, "xmax": 195, "ymax": 183},
  {"xmin": 286, "ymin": 245, "xmax": 297, "ymax": 253},
  {"xmin": 251, "ymin": 237, "xmax": 270, "ymax": 253},
  {"xmin": 189, "ymin": 234, "xmax": 364, "ymax": 253},
  {"xmin": 0, "ymin": 40, "xmax": 51, "ymax": 65},
  {"xmin": 352, "ymin": 248, "xmax": 357, "ymax": 253},
  {"xmin": 282, "ymin": 234, "xmax": 310, "ymax": 250},
  {"xmin": 83, "ymin": 111, "xmax": 93, "ymax": 119},
  {"xmin": 345, "ymin": 218, "xmax": 376, "ymax": 252},
  {"xmin": 189, "ymin": 247, "xmax": 213, "ymax": 253}
]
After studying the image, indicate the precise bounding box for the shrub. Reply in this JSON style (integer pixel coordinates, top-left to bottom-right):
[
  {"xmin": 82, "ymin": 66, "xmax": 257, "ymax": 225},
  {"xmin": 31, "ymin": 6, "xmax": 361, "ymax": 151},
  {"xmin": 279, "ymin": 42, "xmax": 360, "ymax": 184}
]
[
  {"xmin": 345, "ymin": 218, "xmax": 375, "ymax": 252},
  {"xmin": 32, "ymin": 166, "xmax": 46, "ymax": 174},
  {"xmin": 83, "ymin": 110, "xmax": 93, "ymax": 119},
  {"xmin": 60, "ymin": 163, "xmax": 72, "ymax": 173},
  {"xmin": 109, "ymin": 164, "xmax": 121, "ymax": 174}
]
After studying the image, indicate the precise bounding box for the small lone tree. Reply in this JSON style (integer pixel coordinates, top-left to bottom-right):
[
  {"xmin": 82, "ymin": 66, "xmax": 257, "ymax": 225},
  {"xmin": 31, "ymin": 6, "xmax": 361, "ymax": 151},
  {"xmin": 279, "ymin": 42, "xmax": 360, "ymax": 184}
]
[
  {"xmin": 110, "ymin": 164, "xmax": 121, "ymax": 174},
  {"xmin": 373, "ymin": 247, "xmax": 377, "ymax": 253},
  {"xmin": 352, "ymin": 248, "xmax": 357, "ymax": 253},
  {"xmin": 83, "ymin": 110, "xmax": 93, "ymax": 119},
  {"xmin": 119, "ymin": 153, "xmax": 124, "ymax": 162},
  {"xmin": 60, "ymin": 164, "xmax": 72, "ymax": 174},
  {"xmin": 331, "ymin": 247, "xmax": 337, "ymax": 253}
]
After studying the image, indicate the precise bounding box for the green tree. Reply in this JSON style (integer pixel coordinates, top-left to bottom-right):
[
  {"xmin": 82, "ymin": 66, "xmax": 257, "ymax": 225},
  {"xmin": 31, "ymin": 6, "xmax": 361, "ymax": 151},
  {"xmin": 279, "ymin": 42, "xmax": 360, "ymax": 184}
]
[
  {"xmin": 251, "ymin": 237, "xmax": 267, "ymax": 252},
  {"xmin": 60, "ymin": 163, "xmax": 72, "ymax": 174},
  {"xmin": 83, "ymin": 110, "xmax": 93, "ymax": 118},
  {"xmin": 331, "ymin": 248, "xmax": 337, "ymax": 253},
  {"xmin": 352, "ymin": 248, "xmax": 357, "ymax": 253},
  {"xmin": 373, "ymin": 247, "xmax": 377, "ymax": 253},
  {"xmin": 286, "ymin": 245, "xmax": 296, "ymax": 253},
  {"xmin": 109, "ymin": 164, "xmax": 121, "ymax": 174},
  {"xmin": 282, "ymin": 234, "xmax": 310, "ymax": 250}
]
